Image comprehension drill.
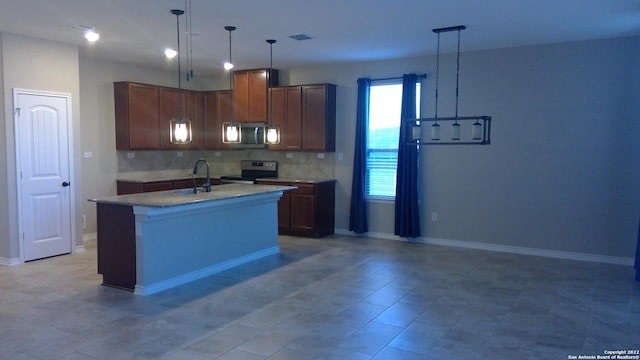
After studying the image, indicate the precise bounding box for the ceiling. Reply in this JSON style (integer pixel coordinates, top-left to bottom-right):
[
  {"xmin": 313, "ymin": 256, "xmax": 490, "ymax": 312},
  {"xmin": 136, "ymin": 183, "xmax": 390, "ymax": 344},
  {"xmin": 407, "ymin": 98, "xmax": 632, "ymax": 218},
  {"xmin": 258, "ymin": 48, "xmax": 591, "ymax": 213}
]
[{"xmin": 1, "ymin": 0, "xmax": 638, "ymax": 75}]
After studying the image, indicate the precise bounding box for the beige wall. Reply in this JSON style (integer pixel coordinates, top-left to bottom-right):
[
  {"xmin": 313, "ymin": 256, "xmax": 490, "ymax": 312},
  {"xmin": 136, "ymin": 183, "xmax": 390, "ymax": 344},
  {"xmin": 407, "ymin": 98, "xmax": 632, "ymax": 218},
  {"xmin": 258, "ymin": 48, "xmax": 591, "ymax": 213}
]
[
  {"xmin": 2, "ymin": 33, "xmax": 638, "ymax": 263},
  {"xmin": 0, "ymin": 32, "xmax": 81, "ymax": 261},
  {"xmin": 284, "ymin": 36, "xmax": 640, "ymax": 259}
]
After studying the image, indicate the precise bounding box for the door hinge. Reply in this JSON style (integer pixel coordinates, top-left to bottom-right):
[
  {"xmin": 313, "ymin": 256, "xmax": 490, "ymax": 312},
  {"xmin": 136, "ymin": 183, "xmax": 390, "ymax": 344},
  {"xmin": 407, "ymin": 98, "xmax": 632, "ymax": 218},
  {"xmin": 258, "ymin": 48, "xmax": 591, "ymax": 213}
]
[{"xmin": 15, "ymin": 107, "xmax": 21, "ymax": 116}]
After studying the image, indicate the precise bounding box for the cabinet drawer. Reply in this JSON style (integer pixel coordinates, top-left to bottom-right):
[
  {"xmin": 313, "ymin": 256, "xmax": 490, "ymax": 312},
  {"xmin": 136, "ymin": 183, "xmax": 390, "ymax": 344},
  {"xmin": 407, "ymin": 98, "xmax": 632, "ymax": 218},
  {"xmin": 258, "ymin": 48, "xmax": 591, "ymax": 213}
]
[
  {"xmin": 291, "ymin": 184, "xmax": 315, "ymax": 195},
  {"xmin": 144, "ymin": 181, "xmax": 175, "ymax": 192}
]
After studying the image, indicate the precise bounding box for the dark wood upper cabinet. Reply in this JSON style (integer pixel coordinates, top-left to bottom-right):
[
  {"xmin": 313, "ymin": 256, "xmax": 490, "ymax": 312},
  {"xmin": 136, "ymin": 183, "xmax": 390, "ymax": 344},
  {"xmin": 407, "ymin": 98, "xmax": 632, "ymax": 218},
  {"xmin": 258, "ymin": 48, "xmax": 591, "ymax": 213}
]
[
  {"xmin": 302, "ymin": 84, "xmax": 336, "ymax": 152},
  {"xmin": 114, "ymin": 82, "xmax": 160, "ymax": 150},
  {"xmin": 202, "ymin": 90, "xmax": 232, "ymax": 150},
  {"xmin": 113, "ymin": 77, "xmax": 334, "ymax": 152},
  {"xmin": 268, "ymin": 86, "xmax": 302, "ymax": 151},
  {"xmin": 232, "ymin": 68, "xmax": 278, "ymax": 123},
  {"xmin": 158, "ymin": 87, "xmax": 202, "ymax": 149}
]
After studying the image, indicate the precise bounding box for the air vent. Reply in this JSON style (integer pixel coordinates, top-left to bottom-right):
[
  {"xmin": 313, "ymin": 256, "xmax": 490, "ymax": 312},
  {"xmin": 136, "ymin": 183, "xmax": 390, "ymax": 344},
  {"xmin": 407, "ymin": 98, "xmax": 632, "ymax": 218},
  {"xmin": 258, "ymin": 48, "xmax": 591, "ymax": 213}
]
[{"xmin": 289, "ymin": 33, "xmax": 313, "ymax": 41}]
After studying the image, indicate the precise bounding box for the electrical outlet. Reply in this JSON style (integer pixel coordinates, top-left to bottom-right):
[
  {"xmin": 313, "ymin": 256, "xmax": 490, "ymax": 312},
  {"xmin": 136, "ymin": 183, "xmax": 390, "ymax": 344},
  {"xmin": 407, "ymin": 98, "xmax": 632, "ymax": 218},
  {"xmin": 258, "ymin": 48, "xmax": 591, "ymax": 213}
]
[
  {"xmin": 317, "ymin": 153, "xmax": 325, "ymax": 159},
  {"xmin": 83, "ymin": 152, "xmax": 92, "ymax": 158},
  {"xmin": 286, "ymin": 153, "xmax": 293, "ymax": 159},
  {"xmin": 215, "ymin": 151, "xmax": 222, "ymax": 157},
  {"xmin": 176, "ymin": 151, "xmax": 183, "ymax": 157},
  {"xmin": 431, "ymin": 212, "xmax": 438, "ymax": 221},
  {"xmin": 126, "ymin": 152, "xmax": 135, "ymax": 159}
]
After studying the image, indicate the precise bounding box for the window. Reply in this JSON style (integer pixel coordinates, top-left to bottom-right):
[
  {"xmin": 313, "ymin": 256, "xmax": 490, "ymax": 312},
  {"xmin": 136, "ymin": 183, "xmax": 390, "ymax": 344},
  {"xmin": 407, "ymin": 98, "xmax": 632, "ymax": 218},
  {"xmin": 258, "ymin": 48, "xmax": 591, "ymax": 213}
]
[{"xmin": 366, "ymin": 80, "xmax": 420, "ymax": 199}]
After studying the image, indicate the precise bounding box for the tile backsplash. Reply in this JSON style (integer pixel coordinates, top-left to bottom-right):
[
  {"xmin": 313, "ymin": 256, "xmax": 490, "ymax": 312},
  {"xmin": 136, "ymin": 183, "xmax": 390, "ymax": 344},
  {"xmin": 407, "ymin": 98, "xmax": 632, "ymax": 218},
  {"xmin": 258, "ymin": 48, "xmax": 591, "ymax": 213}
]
[{"xmin": 117, "ymin": 149, "xmax": 336, "ymax": 179}]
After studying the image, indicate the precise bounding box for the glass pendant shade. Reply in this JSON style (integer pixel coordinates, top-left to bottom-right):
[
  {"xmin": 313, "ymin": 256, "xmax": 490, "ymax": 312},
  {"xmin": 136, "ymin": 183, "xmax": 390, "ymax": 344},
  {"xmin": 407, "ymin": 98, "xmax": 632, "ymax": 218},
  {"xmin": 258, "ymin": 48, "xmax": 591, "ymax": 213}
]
[
  {"xmin": 170, "ymin": 118, "xmax": 192, "ymax": 144},
  {"xmin": 221, "ymin": 26, "xmax": 241, "ymax": 144},
  {"xmin": 431, "ymin": 123, "xmax": 441, "ymax": 140},
  {"xmin": 264, "ymin": 125, "xmax": 280, "ymax": 144},
  {"xmin": 410, "ymin": 123, "xmax": 421, "ymax": 142},
  {"xmin": 222, "ymin": 122, "xmax": 241, "ymax": 143},
  {"xmin": 451, "ymin": 122, "xmax": 461, "ymax": 140},
  {"xmin": 472, "ymin": 120, "xmax": 483, "ymax": 140}
]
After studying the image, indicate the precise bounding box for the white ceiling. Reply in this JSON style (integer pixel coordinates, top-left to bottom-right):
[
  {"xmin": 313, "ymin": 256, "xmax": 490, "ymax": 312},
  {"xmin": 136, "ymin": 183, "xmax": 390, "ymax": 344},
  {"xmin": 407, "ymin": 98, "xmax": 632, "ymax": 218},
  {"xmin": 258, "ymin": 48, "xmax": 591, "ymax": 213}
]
[{"xmin": 1, "ymin": 0, "xmax": 638, "ymax": 75}]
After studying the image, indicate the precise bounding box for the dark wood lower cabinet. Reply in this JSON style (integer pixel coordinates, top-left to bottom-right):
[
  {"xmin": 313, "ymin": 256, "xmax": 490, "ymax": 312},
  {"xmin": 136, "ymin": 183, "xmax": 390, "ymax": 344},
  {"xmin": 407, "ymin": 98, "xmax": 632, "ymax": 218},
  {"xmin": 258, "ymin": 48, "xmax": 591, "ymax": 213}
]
[
  {"xmin": 116, "ymin": 178, "xmax": 219, "ymax": 195},
  {"xmin": 97, "ymin": 203, "xmax": 136, "ymax": 291},
  {"xmin": 257, "ymin": 180, "xmax": 335, "ymax": 237}
]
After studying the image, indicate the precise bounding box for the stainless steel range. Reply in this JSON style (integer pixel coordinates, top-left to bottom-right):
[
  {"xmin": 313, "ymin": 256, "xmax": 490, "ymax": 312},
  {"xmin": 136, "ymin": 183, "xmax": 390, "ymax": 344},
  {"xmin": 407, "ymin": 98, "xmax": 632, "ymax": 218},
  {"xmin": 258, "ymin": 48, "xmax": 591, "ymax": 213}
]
[{"xmin": 220, "ymin": 160, "xmax": 278, "ymax": 184}]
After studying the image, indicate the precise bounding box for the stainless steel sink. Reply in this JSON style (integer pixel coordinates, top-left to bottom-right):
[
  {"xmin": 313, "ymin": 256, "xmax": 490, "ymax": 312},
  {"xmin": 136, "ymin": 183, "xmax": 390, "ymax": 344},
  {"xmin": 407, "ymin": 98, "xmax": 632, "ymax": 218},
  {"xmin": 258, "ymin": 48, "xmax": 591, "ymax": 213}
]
[{"xmin": 170, "ymin": 188, "xmax": 203, "ymax": 195}]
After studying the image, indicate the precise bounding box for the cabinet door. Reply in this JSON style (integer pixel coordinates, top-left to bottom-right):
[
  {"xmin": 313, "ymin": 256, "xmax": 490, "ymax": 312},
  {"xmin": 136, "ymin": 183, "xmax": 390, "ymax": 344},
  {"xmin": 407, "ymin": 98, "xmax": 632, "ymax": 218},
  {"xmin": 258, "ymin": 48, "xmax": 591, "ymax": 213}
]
[
  {"xmin": 290, "ymin": 193, "xmax": 315, "ymax": 233},
  {"xmin": 302, "ymin": 84, "xmax": 336, "ymax": 152},
  {"xmin": 284, "ymin": 86, "xmax": 302, "ymax": 150},
  {"xmin": 232, "ymin": 71, "xmax": 250, "ymax": 122},
  {"xmin": 203, "ymin": 91, "xmax": 219, "ymax": 149},
  {"xmin": 267, "ymin": 87, "xmax": 285, "ymax": 150},
  {"xmin": 115, "ymin": 82, "xmax": 160, "ymax": 150},
  {"xmin": 203, "ymin": 90, "xmax": 232, "ymax": 150},
  {"xmin": 232, "ymin": 69, "xmax": 278, "ymax": 123},
  {"xmin": 159, "ymin": 88, "xmax": 200, "ymax": 149},
  {"xmin": 267, "ymin": 86, "xmax": 302, "ymax": 151},
  {"xmin": 248, "ymin": 69, "xmax": 268, "ymax": 122},
  {"xmin": 185, "ymin": 91, "xmax": 202, "ymax": 148},
  {"xmin": 277, "ymin": 191, "xmax": 291, "ymax": 231}
]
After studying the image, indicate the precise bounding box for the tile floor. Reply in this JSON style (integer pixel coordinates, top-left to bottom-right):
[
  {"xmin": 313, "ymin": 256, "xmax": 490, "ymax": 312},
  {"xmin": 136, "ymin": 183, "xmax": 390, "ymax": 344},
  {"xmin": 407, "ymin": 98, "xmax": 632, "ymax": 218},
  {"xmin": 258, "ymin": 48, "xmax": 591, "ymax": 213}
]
[{"xmin": 1, "ymin": 235, "xmax": 638, "ymax": 359}]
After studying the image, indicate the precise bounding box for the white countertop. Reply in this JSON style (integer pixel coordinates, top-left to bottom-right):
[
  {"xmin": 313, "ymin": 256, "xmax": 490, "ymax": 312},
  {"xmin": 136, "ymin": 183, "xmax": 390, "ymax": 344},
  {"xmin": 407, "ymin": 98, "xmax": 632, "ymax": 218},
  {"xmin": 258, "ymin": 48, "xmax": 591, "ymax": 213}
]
[{"xmin": 89, "ymin": 183, "xmax": 295, "ymax": 208}]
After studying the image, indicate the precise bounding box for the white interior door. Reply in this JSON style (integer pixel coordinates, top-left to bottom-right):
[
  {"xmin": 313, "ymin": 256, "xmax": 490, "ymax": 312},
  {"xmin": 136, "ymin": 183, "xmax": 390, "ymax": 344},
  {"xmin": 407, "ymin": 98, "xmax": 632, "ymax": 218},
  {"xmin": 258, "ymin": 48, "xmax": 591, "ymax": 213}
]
[{"xmin": 15, "ymin": 90, "xmax": 73, "ymax": 261}]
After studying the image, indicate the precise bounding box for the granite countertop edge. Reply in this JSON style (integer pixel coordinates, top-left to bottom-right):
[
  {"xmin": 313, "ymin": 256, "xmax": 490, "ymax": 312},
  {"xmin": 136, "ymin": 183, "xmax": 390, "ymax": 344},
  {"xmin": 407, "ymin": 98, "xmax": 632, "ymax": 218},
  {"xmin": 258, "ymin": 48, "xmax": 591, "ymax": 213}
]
[
  {"xmin": 116, "ymin": 172, "xmax": 336, "ymax": 185},
  {"xmin": 88, "ymin": 183, "xmax": 296, "ymax": 208}
]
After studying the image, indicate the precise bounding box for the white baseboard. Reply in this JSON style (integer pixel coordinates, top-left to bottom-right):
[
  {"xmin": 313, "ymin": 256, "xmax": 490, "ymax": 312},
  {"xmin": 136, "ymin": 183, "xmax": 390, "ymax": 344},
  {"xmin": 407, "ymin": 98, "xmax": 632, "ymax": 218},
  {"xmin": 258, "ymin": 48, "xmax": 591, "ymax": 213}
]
[
  {"xmin": 0, "ymin": 257, "xmax": 22, "ymax": 266},
  {"xmin": 1, "ymin": 232, "xmax": 95, "ymax": 266},
  {"xmin": 134, "ymin": 246, "xmax": 281, "ymax": 296},
  {"xmin": 83, "ymin": 232, "xmax": 97, "ymax": 242},
  {"xmin": 334, "ymin": 228, "xmax": 634, "ymax": 266}
]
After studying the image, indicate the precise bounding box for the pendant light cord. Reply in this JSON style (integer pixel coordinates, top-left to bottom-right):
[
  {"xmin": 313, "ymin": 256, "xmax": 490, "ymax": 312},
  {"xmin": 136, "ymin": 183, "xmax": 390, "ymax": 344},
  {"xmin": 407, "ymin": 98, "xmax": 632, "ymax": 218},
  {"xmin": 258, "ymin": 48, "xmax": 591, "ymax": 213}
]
[
  {"xmin": 267, "ymin": 40, "xmax": 276, "ymax": 127},
  {"xmin": 455, "ymin": 29, "xmax": 461, "ymax": 119},
  {"xmin": 187, "ymin": 0, "xmax": 193, "ymax": 80},
  {"xmin": 173, "ymin": 10, "xmax": 183, "ymax": 120},
  {"xmin": 434, "ymin": 32, "xmax": 440, "ymax": 121},
  {"xmin": 225, "ymin": 27, "xmax": 235, "ymax": 122}
]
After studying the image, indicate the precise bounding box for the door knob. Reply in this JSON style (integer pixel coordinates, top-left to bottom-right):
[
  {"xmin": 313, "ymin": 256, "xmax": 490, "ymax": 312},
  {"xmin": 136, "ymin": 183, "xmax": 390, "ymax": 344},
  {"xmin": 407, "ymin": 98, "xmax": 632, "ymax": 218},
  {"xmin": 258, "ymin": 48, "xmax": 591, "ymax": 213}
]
[{"xmin": 62, "ymin": 181, "xmax": 70, "ymax": 187}]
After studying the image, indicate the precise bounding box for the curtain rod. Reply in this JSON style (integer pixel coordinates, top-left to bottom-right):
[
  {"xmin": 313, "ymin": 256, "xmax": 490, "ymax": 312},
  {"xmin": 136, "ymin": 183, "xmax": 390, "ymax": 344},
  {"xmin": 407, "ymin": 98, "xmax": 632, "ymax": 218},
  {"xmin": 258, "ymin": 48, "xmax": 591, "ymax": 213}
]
[{"xmin": 370, "ymin": 74, "xmax": 427, "ymax": 82}]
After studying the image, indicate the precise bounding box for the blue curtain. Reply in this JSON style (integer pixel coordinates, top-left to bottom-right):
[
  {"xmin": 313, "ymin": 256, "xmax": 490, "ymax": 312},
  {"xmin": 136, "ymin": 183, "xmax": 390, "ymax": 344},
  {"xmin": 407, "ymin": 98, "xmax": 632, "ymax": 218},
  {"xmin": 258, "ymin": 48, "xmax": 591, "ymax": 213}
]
[
  {"xmin": 635, "ymin": 216, "xmax": 640, "ymax": 282},
  {"xmin": 394, "ymin": 74, "xmax": 421, "ymax": 238},
  {"xmin": 349, "ymin": 78, "xmax": 370, "ymax": 233}
]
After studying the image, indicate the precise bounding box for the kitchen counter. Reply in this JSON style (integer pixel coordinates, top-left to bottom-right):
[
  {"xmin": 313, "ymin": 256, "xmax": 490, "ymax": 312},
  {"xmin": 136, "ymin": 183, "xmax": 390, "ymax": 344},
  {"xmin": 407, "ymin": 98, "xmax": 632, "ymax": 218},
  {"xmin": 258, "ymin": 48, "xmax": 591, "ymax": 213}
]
[
  {"xmin": 90, "ymin": 183, "xmax": 294, "ymax": 295},
  {"xmin": 255, "ymin": 177, "xmax": 336, "ymax": 184},
  {"xmin": 90, "ymin": 183, "xmax": 294, "ymax": 207},
  {"xmin": 116, "ymin": 170, "xmax": 219, "ymax": 183}
]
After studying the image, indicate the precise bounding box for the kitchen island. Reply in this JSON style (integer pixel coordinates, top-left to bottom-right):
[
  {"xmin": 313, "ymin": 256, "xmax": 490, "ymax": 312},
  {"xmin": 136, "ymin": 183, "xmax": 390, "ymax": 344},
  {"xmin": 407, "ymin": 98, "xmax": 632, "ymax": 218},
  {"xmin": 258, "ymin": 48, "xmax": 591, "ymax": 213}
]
[{"xmin": 89, "ymin": 183, "xmax": 294, "ymax": 295}]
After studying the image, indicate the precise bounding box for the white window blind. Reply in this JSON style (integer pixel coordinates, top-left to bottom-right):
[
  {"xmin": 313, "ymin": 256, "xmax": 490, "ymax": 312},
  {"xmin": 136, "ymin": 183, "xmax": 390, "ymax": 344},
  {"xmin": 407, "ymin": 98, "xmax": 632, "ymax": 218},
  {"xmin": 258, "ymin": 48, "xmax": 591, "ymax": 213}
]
[{"xmin": 366, "ymin": 81, "xmax": 420, "ymax": 199}]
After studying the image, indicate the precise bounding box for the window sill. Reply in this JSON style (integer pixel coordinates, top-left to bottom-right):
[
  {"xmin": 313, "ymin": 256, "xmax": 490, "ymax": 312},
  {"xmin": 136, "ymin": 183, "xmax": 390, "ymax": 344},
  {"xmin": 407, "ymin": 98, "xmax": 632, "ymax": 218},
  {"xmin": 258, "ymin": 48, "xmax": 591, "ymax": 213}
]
[{"xmin": 366, "ymin": 196, "xmax": 395, "ymax": 204}]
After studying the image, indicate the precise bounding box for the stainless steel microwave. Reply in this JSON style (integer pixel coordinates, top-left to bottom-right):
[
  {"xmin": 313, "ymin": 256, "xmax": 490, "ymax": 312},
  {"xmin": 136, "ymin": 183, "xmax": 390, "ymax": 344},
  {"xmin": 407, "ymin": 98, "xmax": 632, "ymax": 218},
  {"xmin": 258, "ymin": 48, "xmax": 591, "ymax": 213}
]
[{"xmin": 229, "ymin": 122, "xmax": 266, "ymax": 148}]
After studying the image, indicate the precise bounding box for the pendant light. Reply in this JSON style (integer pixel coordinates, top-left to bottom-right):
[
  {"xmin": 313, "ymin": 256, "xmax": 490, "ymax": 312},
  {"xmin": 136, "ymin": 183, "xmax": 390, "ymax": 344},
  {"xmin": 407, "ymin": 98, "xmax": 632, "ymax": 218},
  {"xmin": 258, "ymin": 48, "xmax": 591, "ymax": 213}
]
[
  {"xmin": 222, "ymin": 26, "xmax": 241, "ymax": 143},
  {"xmin": 407, "ymin": 25, "xmax": 491, "ymax": 145},
  {"xmin": 264, "ymin": 39, "xmax": 280, "ymax": 145},
  {"xmin": 169, "ymin": 9, "xmax": 193, "ymax": 145},
  {"xmin": 451, "ymin": 29, "xmax": 462, "ymax": 140},
  {"xmin": 431, "ymin": 30, "xmax": 442, "ymax": 141},
  {"xmin": 185, "ymin": 0, "xmax": 194, "ymax": 81}
]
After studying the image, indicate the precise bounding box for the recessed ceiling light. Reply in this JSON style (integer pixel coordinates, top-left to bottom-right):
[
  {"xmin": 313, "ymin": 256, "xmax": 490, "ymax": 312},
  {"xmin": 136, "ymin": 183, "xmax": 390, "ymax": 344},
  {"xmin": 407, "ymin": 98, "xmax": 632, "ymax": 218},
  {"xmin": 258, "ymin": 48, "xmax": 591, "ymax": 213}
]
[
  {"xmin": 289, "ymin": 33, "xmax": 313, "ymax": 41},
  {"xmin": 164, "ymin": 48, "xmax": 177, "ymax": 59},
  {"xmin": 84, "ymin": 30, "xmax": 100, "ymax": 42}
]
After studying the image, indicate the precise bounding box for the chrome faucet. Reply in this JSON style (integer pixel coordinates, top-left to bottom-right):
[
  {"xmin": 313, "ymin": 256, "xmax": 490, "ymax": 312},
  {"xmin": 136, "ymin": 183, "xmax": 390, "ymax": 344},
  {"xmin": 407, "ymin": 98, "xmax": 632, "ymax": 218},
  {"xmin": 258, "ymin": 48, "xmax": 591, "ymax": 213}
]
[{"xmin": 192, "ymin": 158, "xmax": 211, "ymax": 192}]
